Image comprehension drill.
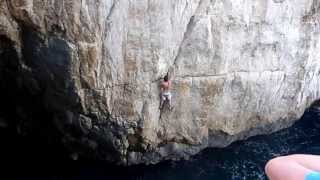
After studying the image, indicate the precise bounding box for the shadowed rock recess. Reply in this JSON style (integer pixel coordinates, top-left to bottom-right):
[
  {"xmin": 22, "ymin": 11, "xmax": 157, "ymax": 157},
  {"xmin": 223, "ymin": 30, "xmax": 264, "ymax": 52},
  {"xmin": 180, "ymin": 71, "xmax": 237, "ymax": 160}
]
[{"xmin": 0, "ymin": 0, "xmax": 320, "ymax": 165}]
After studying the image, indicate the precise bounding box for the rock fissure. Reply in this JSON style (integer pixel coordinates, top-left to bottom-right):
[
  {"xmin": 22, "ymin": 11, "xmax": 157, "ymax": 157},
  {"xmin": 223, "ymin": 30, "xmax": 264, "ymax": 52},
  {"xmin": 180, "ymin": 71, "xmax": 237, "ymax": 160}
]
[{"xmin": 175, "ymin": 69, "xmax": 285, "ymax": 79}]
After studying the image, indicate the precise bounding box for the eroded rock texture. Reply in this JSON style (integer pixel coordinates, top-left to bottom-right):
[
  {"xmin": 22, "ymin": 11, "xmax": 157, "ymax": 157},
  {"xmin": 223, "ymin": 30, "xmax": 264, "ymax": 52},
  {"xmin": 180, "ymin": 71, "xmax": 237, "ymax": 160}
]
[{"xmin": 0, "ymin": 0, "xmax": 320, "ymax": 165}]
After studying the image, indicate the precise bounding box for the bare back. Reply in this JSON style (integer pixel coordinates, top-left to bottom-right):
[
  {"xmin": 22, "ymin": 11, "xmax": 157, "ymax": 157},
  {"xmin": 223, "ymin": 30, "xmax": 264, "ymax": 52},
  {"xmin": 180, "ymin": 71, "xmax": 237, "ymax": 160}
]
[{"xmin": 161, "ymin": 80, "xmax": 171, "ymax": 93}]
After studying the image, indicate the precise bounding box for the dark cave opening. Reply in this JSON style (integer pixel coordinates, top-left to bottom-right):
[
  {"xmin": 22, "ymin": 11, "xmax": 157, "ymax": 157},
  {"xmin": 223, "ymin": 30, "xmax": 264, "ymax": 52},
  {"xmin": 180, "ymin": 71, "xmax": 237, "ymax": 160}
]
[
  {"xmin": 0, "ymin": 35, "xmax": 70, "ymax": 165},
  {"xmin": 0, "ymin": 27, "xmax": 113, "ymax": 167},
  {"xmin": 0, "ymin": 35, "xmax": 20, "ymax": 130},
  {"xmin": 0, "ymin": 34, "xmax": 119, "ymax": 176}
]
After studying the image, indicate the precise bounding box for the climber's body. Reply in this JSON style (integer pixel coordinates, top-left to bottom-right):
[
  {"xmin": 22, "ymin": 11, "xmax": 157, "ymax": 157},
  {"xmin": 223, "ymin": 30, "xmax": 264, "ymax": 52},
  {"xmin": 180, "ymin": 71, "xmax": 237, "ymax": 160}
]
[{"xmin": 160, "ymin": 75, "xmax": 173, "ymax": 110}]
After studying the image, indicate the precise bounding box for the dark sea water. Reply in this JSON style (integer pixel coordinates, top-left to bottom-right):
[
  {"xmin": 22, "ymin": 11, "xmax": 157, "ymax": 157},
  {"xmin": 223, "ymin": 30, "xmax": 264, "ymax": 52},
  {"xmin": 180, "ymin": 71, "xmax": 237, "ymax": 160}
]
[{"xmin": 6, "ymin": 106, "xmax": 320, "ymax": 180}]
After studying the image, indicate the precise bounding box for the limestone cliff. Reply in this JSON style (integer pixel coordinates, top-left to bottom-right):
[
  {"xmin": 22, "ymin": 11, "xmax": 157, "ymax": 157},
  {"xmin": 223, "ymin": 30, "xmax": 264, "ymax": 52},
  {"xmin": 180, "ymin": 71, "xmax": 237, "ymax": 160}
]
[{"xmin": 0, "ymin": 0, "xmax": 320, "ymax": 165}]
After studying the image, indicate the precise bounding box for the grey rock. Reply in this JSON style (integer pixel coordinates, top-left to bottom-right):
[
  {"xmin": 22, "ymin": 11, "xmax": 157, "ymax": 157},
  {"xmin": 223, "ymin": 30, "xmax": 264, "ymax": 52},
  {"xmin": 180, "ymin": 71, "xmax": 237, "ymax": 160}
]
[
  {"xmin": 128, "ymin": 151, "xmax": 143, "ymax": 164},
  {"xmin": 79, "ymin": 115, "xmax": 92, "ymax": 131},
  {"xmin": 70, "ymin": 153, "xmax": 79, "ymax": 161},
  {"xmin": 0, "ymin": 117, "xmax": 8, "ymax": 128}
]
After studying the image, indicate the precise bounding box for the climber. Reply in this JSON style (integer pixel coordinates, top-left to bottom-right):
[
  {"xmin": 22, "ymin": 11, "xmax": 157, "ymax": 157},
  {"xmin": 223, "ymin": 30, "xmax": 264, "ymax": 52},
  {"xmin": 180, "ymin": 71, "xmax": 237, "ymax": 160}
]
[
  {"xmin": 265, "ymin": 154, "xmax": 320, "ymax": 180},
  {"xmin": 159, "ymin": 74, "xmax": 173, "ymax": 110}
]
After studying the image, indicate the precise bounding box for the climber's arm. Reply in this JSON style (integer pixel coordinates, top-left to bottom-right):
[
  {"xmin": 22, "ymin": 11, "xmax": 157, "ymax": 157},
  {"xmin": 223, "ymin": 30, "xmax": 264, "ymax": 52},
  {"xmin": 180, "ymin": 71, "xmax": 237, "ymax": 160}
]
[{"xmin": 167, "ymin": 67, "xmax": 175, "ymax": 80}]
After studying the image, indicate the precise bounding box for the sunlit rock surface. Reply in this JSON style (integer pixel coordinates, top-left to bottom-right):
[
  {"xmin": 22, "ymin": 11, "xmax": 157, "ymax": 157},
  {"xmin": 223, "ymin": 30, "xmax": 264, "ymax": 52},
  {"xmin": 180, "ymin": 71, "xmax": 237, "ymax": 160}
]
[{"xmin": 0, "ymin": 0, "xmax": 320, "ymax": 165}]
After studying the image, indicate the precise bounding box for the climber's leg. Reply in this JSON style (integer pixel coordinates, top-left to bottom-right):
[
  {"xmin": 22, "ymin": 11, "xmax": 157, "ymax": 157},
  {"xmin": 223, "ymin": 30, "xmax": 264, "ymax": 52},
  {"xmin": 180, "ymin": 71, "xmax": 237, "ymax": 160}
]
[
  {"xmin": 159, "ymin": 93, "xmax": 166, "ymax": 109},
  {"xmin": 167, "ymin": 93, "xmax": 173, "ymax": 110}
]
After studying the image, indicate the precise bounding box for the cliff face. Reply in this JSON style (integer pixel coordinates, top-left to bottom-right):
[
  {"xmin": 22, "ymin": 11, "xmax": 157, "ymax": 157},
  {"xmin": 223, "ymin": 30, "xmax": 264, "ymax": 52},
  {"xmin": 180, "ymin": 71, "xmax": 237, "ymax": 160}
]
[{"xmin": 0, "ymin": 0, "xmax": 320, "ymax": 165}]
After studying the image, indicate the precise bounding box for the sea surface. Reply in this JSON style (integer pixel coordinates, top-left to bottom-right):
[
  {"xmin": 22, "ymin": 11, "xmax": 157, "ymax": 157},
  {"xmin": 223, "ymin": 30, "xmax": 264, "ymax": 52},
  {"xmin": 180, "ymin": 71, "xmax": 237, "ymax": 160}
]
[{"xmin": 7, "ymin": 106, "xmax": 320, "ymax": 180}]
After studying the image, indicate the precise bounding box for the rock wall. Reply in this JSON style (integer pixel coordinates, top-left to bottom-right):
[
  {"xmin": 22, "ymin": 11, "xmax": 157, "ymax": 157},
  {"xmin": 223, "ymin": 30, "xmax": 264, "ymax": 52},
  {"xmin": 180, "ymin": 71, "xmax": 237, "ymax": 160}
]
[{"xmin": 0, "ymin": 0, "xmax": 320, "ymax": 165}]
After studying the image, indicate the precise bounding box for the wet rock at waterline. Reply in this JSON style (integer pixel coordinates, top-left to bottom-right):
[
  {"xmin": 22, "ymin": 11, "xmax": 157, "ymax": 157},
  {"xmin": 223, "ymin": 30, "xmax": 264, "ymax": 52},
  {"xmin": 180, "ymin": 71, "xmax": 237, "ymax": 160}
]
[{"xmin": 0, "ymin": 0, "xmax": 320, "ymax": 165}]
